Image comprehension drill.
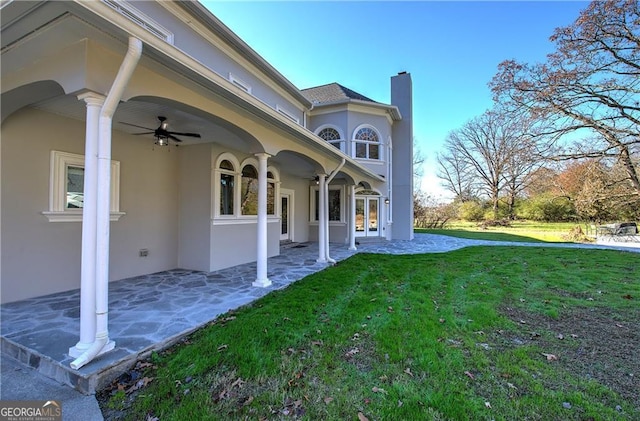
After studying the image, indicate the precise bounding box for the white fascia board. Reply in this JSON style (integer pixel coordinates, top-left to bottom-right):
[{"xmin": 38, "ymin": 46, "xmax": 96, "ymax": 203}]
[{"xmin": 309, "ymin": 99, "xmax": 402, "ymax": 121}]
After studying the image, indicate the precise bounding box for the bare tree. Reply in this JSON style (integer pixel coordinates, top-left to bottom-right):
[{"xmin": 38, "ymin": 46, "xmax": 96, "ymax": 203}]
[
  {"xmin": 439, "ymin": 109, "xmax": 539, "ymax": 219},
  {"xmin": 491, "ymin": 0, "xmax": 640, "ymax": 197},
  {"xmin": 436, "ymin": 150, "xmax": 476, "ymax": 201}
]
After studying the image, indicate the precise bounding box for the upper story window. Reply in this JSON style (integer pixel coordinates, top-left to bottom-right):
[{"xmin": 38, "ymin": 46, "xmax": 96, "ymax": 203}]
[
  {"xmin": 317, "ymin": 127, "xmax": 345, "ymax": 151},
  {"xmin": 353, "ymin": 126, "xmax": 381, "ymax": 160}
]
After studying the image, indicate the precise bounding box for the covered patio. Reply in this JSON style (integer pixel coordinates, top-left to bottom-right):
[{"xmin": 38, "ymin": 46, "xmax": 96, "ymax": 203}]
[{"xmin": 0, "ymin": 241, "xmax": 365, "ymax": 394}]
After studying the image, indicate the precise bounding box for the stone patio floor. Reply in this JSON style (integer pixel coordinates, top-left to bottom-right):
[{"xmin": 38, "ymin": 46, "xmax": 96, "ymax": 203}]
[{"xmin": 1, "ymin": 233, "xmax": 638, "ymax": 394}]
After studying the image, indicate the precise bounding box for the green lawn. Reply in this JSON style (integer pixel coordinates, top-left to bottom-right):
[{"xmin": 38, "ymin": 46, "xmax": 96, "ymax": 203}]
[
  {"xmin": 103, "ymin": 247, "xmax": 640, "ymax": 421},
  {"xmin": 418, "ymin": 221, "xmax": 592, "ymax": 243}
]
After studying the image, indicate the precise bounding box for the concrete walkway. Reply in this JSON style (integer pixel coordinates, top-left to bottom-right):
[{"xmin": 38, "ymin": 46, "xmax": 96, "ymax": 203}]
[{"xmin": 1, "ymin": 233, "xmax": 638, "ymax": 420}]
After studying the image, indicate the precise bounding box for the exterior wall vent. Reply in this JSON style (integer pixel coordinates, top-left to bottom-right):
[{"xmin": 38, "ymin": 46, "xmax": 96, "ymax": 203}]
[
  {"xmin": 276, "ymin": 105, "xmax": 300, "ymax": 125},
  {"xmin": 102, "ymin": 0, "xmax": 174, "ymax": 44}
]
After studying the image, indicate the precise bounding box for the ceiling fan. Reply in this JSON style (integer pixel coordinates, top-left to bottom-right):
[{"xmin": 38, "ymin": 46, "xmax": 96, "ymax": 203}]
[{"xmin": 120, "ymin": 116, "xmax": 201, "ymax": 146}]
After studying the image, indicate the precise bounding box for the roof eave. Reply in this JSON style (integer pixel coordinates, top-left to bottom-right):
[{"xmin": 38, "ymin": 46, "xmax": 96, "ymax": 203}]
[{"xmin": 311, "ymin": 99, "xmax": 402, "ymax": 121}]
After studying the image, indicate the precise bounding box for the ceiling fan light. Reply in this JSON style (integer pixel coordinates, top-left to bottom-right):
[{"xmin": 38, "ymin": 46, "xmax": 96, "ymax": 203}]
[{"xmin": 155, "ymin": 135, "xmax": 169, "ymax": 146}]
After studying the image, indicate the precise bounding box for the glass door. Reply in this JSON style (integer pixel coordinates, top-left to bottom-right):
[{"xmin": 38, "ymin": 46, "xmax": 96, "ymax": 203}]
[
  {"xmin": 355, "ymin": 197, "xmax": 379, "ymax": 237},
  {"xmin": 280, "ymin": 193, "xmax": 291, "ymax": 241}
]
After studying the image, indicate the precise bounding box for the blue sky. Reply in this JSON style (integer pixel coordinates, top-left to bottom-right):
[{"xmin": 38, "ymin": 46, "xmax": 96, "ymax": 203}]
[{"xmin": 202, "ymin": 1, "xmax": 589, "ymax": 198}]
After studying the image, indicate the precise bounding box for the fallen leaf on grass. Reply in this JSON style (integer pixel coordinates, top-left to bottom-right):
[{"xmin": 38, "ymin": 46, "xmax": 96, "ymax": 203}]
[
  {"xmin": 217, "ymin": 344, "xmax": 228, "ymax": 352},
  {"xmin": 542, "ymin": 353, "xmax": 558, "ymax": 361},
  {"xmin": 311, "ymin": 340, "xmax": 323, "ymax": 346},
  {"xmin": 372, "ymin": 386, "xmax": 387, "ymax": 394},
  {"xmin": 464, "ymin": 371, "xmax": 475, "ymax": 380},
  {"xmin": 622, "ymin": 294, "xmax": 632, "ymax": 300},
  {"xmin": 557, "ymin": 333, "xmax": 564, "ymax": 340},
  {"xmin": 127, "ymin": 377, "xmax": 154, "ymax": 394},
  {"xmin": 485, "ymin": 401, "xmax": 492, "ymax": 409},
  {"xmin": 439, "ymin": 318, "xmax": 445, "ymax": 323},
  {"xmin": 507, "ymin": 382, "xmax": 517, "ymax": 389},
  {"xmin": 358, "ymin": 412, "xmax": 369, "ymax": 421},
  {"xmin": 323, "ymin": 397, "xmax": 333, "ymax": 404},
  {"xmin": 243, "ymin": 396, "xmax": 254, "ymax": 406},
  {"xmin": 404, "ymin": 367, "xmax": 414, "ymax": 377}
]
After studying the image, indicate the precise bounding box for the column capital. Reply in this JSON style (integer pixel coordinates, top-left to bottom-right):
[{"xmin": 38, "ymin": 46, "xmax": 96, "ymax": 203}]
[
  {"xmin": 77, "ymin": 91, "xmax": 106, "ymax": 106},
  {"xmin": 254, "ymin": 152, "xmax": 271, "ymax": 160}
]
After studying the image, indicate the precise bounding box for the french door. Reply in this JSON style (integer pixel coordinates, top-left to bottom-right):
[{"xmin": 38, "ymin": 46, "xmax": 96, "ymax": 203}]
[
  {"xmin": 355, "ymin": 197, "xmax": 379, "ymax": 237},
  {"xmin": 280, "ymin": 190, "xmax": 293, "ymax": 241}
]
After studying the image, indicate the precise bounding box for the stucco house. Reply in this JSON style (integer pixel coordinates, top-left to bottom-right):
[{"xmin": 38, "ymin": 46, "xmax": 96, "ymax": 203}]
[{"xmin": 1, "ymin": 0, "xmax": 413, "ymax": 370}]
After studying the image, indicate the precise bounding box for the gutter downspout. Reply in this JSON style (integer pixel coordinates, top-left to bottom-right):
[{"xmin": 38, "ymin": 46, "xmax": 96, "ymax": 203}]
[
  {"xmin": 324, "ymin": 159, "xmax": 345, "ymax": 263},
  {"xmin": 71, "ymin": 37, "xmax": 142, "ymax": 370}
]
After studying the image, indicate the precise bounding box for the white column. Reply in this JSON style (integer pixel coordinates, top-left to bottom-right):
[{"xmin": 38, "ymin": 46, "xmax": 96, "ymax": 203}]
[
  {"xmin": 253, "ymin": 153, "xmax": 272, "ymax": 287},
  {"xmin": 316, "ymin": 174, "xmax": 327, "ymax": 263},
  {"xmin": 324, "ymin": 182, "xmax": 335, "ymax": 263},
  {"xmin": 349, "ymin": 184, "xmax": 357, "ymax": 250},
  {"xmin": 69, "ymin": 93, "xmax": 104, "ymax": 358}
]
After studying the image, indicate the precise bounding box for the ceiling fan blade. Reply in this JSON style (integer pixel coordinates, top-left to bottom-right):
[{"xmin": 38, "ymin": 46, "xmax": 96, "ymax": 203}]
[
  {"xmin": 132, "ymin": 131, "xmax": 155, "ymax": 135},
  {"xmin": 167, "ymin": 131, "xmax": 201, "ymax": 138},
  {"xmin": 168, "ymin": 134, "xmax": 183, "ymax": 143},
  {"xmin": 120, "ymin": 122, "xmax": 155, "ymax": 130}
]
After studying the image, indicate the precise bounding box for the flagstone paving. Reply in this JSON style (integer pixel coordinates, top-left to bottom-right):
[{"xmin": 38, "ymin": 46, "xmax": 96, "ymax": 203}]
[{"xmin": 1, "ymin": 234, "xmax": 638, "ymax": 395}]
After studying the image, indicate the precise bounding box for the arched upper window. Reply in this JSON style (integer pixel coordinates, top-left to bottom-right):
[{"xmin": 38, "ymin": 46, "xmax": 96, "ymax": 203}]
[
  {"xmin": 317, "ymin": 126, "xmax": 344, "ymax": 151},
  {"xmin": 353, "ymin": 126, "xmax": 380, "ymax": 160}
]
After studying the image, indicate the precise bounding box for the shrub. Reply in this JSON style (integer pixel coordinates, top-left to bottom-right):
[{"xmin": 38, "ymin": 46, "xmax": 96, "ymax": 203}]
[
  {"xmin": 458, "ymin": 201, "xmax": 485, "ymax": 221},
  {"xmin": 518, "ymin": 194, "xmax": 576, "ymax": 222}
]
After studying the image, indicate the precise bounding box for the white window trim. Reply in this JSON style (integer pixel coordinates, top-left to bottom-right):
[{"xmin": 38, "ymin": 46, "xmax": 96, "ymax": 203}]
[
  {"xmin": 276, "ymin": 105, "xmax": 300, "ymax": 124},
  {"xmin": 309, "ymin": 185, "xmax": 345, "ymax": 223},
  {"xmin": 43, "ymin": 150, "xmax": 124, "ymax": 222},
  {"xmin": 352, "ymin": 124, "xmax": 383, "ymax": 161},
  {"xmin": 315, "ymin": 124, "xmax": 346, "ymax": 152},
  {"xmin": 229, "ymin": 73, "xmax": 252, "ymax": 94},
  {"xmin": 212, "ymin": 153, "xmax": 280, "ymax": 221}
]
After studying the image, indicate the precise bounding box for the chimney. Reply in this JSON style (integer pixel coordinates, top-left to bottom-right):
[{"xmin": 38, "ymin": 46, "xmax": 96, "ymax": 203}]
[{"xmin": 390, "ymin": 72, "xmax": 414, "ymax": 240}]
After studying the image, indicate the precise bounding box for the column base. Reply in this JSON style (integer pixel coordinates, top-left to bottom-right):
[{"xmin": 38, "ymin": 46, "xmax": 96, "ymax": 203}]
[
  {"xmin": 68, "ymin": 339, "xmax": 115, "ymax": 359},
  {"xmin": 316, "ymin": 258, "xmax": 327, "ymax": 263},
  {"xmin": 348, "ymin": 246, "xmax": 357, "ymax": 251},
  {"xmin": 252, "ymin": 278, "xmax": 272, "ymax": 288}
]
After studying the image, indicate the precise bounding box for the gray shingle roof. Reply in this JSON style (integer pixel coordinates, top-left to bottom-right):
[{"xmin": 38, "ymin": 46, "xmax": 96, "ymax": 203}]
[{"xmin": 301, "ymin": 83, "xmax": 378, "ymax": 105}]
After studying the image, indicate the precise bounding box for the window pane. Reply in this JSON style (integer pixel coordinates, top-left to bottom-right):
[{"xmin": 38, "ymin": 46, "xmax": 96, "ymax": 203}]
[
  {"xmin": 328, "ymin": 189, "xmax": 341, "ymax": 221},
  {"xmin": 220, "ymin": 173, "xmax": 234, "ymax": 215},
  {"xmin": 355, "ymin": 142, "xmax": 367, "ymax": 158},
  {"xmin": 369, "ymin": 143, "xmax": 379, "ymax": 160},
  {"xmin": 66, "ymin": 166, "xmax": 84, "ymax": 209},
  {"xmin": 241, "ymin": 165, "xmax": 258, "ymax": 215},
  {"xmin": 219, "ymin": 160, "xmax": 234, "ymax": 171},
  {"xmin": 314, "ymin": 190, "xmax": 319, "ymax": 221},
  {"xmin": 267, "ymin": 182, "xmax": 275, "ymax": 215}
]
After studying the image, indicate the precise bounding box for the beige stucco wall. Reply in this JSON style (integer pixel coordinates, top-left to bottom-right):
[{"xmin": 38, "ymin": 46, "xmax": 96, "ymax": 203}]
[{"xmin": 1, "ymin": 108, "xmax": 179, "ymax": 303}]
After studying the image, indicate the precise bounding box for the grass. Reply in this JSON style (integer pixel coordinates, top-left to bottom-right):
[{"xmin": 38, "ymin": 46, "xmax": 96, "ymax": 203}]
[
  {"xmin": 418, "ymin": 221, "xmax": 591, "ymax": 243},
  {"xmin": 106, "ymin": 247, "xmax": 640, "ymax": 421}
]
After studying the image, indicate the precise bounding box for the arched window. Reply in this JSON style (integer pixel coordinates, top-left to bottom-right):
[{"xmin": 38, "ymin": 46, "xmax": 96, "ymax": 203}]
[
  {"xmin": 317, "ymin": 127, "xmax": 344, "ymax": 151},
  {"xmin": 219, "ymin": 159, "xmax": 235, "ymax": 215},
  {"xmin": 241, "ymin": 164, "xmax": 258, "ymax": 215},
  {"xmin": 353, "ymin": 126, "xmax": 380, "ymax": 160}
]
